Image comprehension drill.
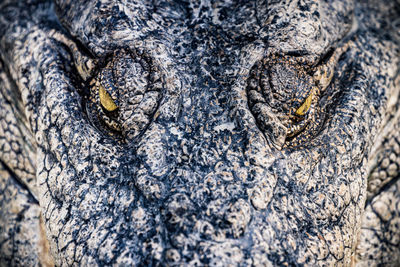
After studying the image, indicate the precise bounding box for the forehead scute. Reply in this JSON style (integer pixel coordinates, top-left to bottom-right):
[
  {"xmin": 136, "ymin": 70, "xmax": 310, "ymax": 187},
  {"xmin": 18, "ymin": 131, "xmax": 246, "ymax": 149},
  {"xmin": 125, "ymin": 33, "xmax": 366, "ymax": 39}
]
[{"xmin": 258, "ymin": 0, "xmax": 354, "ymax": 62}]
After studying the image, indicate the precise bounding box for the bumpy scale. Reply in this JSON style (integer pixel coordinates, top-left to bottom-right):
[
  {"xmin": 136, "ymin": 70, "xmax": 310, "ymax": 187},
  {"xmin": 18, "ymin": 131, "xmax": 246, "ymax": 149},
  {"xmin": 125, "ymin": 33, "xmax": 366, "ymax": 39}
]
[{"xmin": 0, "ymin": 0, "xmax": 400, "ymax": 266}]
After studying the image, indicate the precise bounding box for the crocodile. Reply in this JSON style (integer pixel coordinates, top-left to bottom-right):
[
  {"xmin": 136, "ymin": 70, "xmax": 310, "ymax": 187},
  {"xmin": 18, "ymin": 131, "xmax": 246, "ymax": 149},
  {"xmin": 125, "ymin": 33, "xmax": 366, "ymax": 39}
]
[{"xmin": 0, "ymin": 0, "xmax": 400, "ymax": 266}]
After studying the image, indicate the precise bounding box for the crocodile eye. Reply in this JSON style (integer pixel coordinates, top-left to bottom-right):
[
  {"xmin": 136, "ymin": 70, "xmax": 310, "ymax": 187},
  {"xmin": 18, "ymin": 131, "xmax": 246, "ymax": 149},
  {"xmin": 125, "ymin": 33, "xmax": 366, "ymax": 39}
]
[
  {"xmin": 295, "ymin": 89, "xmax": 314, "ymax": 116},
  {"xmin": 86, "ymin": 49, "xmax": 163, "ymax": 141},
  {"xmin": 247, "ymin": 43, "xmax": 351, "ymax": 148},
  {"xmin": 99, "ymin": 84, "xmax": 118, "ymax": 112},
  {"xmin": 247, "ymin": 56, "xmax": 318, "ymax": 148}
]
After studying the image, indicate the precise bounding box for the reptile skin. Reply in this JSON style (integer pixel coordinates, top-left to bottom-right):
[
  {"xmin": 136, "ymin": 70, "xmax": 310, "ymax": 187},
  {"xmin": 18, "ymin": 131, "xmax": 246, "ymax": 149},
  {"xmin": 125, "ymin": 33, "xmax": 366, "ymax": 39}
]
[{"xmin": 0, "ymin": 0, "xmax": 400, "ymax": 266}]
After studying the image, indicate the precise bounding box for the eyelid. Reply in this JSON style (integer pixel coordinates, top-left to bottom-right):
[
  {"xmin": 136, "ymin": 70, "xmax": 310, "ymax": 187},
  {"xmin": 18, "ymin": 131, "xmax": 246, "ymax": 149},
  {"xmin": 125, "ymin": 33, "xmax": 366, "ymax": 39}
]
[{"xmin": 99, "ymin": 84, "xmax": 118, "ymax": 112}]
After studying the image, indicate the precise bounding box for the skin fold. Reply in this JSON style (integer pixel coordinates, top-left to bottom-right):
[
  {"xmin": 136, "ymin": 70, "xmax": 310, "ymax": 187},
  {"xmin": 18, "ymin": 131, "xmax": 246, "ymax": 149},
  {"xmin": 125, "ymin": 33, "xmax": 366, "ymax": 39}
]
[{"xmin": 0, "ymin": 0, "xmax": 399, "ymax": 266}]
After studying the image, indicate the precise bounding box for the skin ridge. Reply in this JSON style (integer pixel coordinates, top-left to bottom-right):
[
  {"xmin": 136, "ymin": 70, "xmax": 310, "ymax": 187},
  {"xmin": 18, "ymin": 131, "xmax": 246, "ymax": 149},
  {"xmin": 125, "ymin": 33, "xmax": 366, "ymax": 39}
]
[{"xmin": 0, "ymin": 0, "xmax": 399, "ymax": 266}]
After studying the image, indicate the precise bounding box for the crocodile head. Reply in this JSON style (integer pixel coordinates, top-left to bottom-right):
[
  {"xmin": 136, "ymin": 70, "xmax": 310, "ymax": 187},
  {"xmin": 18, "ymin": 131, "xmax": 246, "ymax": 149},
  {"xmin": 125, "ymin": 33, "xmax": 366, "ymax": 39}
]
[{"xmin": 1, "ymin": 0, "xmax": 400, "ymax": 266}]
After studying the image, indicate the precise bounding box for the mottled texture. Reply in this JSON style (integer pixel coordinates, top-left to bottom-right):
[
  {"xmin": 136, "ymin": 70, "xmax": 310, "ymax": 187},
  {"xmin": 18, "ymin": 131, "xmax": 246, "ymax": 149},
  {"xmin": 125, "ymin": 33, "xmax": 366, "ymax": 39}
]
[{"xmin": 0, "ymin": 0, "xmax": 400, "ymax": 266}]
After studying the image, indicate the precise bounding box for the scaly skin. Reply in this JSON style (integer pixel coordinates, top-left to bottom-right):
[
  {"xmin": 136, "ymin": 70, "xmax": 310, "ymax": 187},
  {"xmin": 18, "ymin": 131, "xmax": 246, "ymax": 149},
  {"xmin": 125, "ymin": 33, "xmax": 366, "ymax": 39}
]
[{"xmin": 0, "ymin": 0, "xmax": 400, "ymax": 266}]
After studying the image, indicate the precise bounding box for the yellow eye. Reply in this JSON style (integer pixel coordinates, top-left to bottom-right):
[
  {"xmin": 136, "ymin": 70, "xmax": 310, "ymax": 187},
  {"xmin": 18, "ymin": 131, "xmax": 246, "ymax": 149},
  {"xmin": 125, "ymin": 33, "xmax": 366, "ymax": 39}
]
[
  {"xmin": 295, "ymin": 90, "xmax": 313, "ymax": 116},
  {"xmin": 99, "ymin": 85, "xmax": 118, "ymax": 112}
]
